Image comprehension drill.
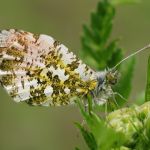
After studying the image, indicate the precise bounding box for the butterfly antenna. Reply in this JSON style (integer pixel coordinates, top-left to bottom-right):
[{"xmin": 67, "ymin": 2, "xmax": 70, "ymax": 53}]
[{"xmin": 112, "ymin": 44, "xmax": 150, "ymax": 70}]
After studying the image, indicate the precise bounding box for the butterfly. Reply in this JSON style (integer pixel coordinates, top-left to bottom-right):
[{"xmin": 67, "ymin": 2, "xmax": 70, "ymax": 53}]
[{"xmin": 0, "ymin": 29, "xmax": 148, "ymax": 107}]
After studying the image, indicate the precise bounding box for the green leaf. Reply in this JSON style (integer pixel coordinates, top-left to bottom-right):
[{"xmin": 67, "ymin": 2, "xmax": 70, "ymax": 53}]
[
  {"xmin": 114, "ymin": 57, "xmax": 135, "ymax": 106},
  {"xmin": 145, "ymin": 117, "xmax": 150, "ymax": 140},
  {"xmin": 106, "ymin": 40, "xmax": 123, "ymax": 68},
  {"xmin": 76, "ymin": 100, "xmax": 126, "ymax": 150},
  {"xmin": 135, "ymin": 91, "xmax": 145, "ymax": 105},
  {"xmin": 80, "ymin": 0, "xmax": 116, "ymax": 70},
  {"xmin": 75, "ymin": 123, "xmax": 97, "ymax": 150},
  {"xmin": 145, "ymin": 56, "xmax": 150, "ymax": 102}
]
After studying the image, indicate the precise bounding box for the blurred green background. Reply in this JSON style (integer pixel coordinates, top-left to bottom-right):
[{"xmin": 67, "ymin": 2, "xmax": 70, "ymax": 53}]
[{"xmin": 0, "ymin": 0, "xmax": 150, "ymax": 149}]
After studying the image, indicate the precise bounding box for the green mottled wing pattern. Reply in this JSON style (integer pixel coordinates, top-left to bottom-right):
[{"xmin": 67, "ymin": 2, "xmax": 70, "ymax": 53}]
[{"xmin": 0, "ymin": 29, "xmax": 97, "ymax": 106}]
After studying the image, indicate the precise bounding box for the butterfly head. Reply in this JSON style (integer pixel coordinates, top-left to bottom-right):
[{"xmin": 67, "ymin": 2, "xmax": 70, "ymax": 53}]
[
  {"xmin": 96, "ymin": 69, "xmax": 119, "ymax": 88},
  {"xmin": 105, "ymin": 69, "xmax": 119, "ymax": 85},
  {"xmin": 92, "ymin": 69, "xmax": 119, "ymax": 105}
]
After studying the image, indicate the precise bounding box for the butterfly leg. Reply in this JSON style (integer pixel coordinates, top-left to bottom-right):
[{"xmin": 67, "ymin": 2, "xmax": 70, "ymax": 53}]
[
  {"xmin": 83, "ymin": 98, "xmax": 89, "ymax": 112},
  {"xmin": 113, "ymin": 92, "xmax": 127, "ymax": 102},
  {"xmin": 93, "ymin": 97, "xmax": 107, "ymax": 105},
  {"xmin": 111, "ymin": 92, "xmax": 120, "ymax": 108}
]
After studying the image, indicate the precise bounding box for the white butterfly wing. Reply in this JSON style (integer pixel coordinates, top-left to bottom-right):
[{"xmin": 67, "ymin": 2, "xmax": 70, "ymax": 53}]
[{"xmin": 0, "ymin": 29, "xmax": 97, "ymax": 106}]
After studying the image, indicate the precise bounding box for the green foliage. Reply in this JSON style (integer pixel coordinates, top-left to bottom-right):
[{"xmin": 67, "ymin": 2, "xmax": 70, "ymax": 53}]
[
  {"xmin": 75, "ymin": 123, "xmax": 97, "ymax": 150},
  {"xmin": 80, "ymin": 0, "xmax": 135, "ymax": 107},
  {"xmin": 135, "ymin": 92, "xmax": 145, "ymax": 105},
  {"xmin": 76, "ymin": 101, "xmax": 150, "ymax": 150},
  {"xmin": 145, "ymin": 56, "xmax": 150, "ymax": 102},
  {"xmin": 76, "ymin": 98, "xmax": 126, "ymax": 150},
  {"xmin": 80, "ymin": 0, "xmax": 119, "ymax": 70}
]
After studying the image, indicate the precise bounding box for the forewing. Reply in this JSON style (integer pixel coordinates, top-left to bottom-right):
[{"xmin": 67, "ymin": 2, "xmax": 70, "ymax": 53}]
[{"xmin": 0, "ymin": 29, "xmax": 97, "ymax": 106}]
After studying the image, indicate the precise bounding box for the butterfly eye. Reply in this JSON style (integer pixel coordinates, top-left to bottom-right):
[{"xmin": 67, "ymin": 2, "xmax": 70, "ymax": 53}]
[{"xmin": 106, "ymin": 71, "xmax": 118, "ymax": 85}]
